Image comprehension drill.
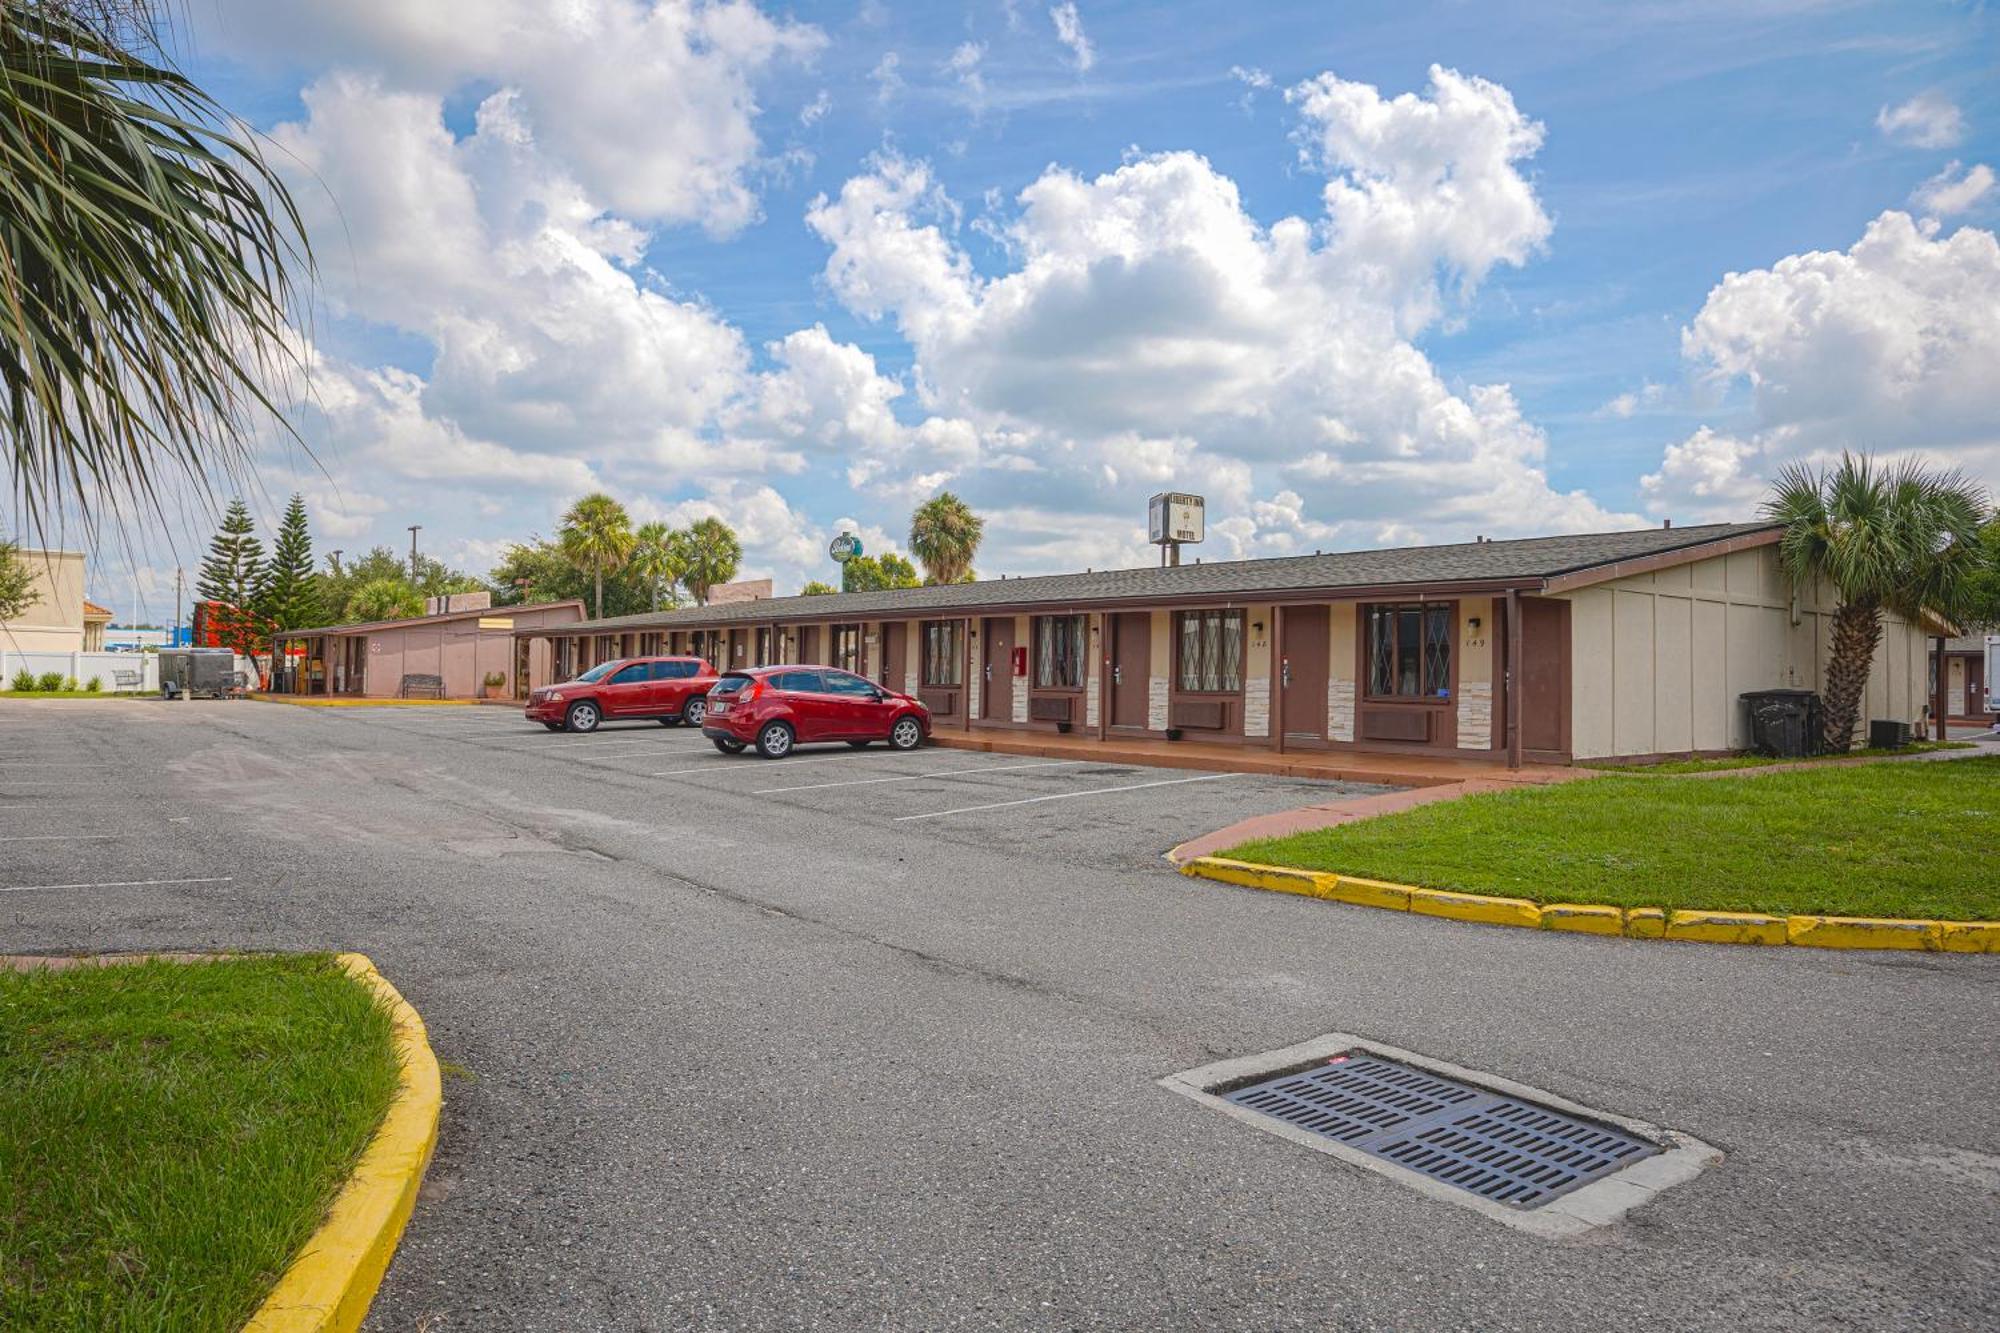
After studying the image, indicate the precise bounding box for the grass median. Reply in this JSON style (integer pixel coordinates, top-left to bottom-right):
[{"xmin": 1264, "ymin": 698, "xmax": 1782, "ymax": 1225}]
[
  {"xmin": 1225, "ymin": 756, "xmax": 2000, "ymax": 921},
  {"xmin": 0, "ymin": 954, "xmax": 401, "ymax": 1332}
]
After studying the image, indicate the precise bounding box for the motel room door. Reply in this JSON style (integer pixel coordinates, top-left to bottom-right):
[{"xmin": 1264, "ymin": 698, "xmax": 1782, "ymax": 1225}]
[
  {"xmin": 879, "ymin": 622, "xmax": 907, "ymax": 688},
  {"xmin": 1280, "ymin": 605, "xmax": 1330, "ymax": 742},
  {"xmin": 1519, "ymin": 597, "xmax": 1572, "ymax": 758},
  {"xmin": 1109, "ymin": 611, "xmax": 1150, "ymax": 729},
  {"xmin": 982, "ymin": 617, "xmax": 1016, "ymax": 721}
]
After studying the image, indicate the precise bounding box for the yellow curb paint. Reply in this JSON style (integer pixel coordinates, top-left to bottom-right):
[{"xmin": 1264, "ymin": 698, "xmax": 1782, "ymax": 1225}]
[
  {"xmin": 1664, "ymin": 910, "xmax": 1787, "ymax": 946},
  {"xmin": 1408, "ymin": 888, "xmax": 1541, "ymax": 929},
  {"xmin": 1326, "ymin": 875, "xmax": 1412, "ymax": 912},
  {"xmin": 1939, "ymin": 921, "xmax": 2000, "ymax": 953},
  {"xmin": 1182, "ymin": 855, "xmax": 1997, "ymax": 953},
  {"xmin": 243, "ymin": 954, "xmax": 440, "ymax": 1333},
  {"xmin": 1541, "ymin": 903, "xmax": 1624, "ymax": 936},
  {"xmin": 1785, "ymin": 915, "xmax": 1941, "ymax": 951},
  {"xmin": 250, "ymin": 694, "xmax": 474, "ymax": 708},
  {"xmin": 1622, "ymin": 907, "xmax": 1666, "ymax": 939}
]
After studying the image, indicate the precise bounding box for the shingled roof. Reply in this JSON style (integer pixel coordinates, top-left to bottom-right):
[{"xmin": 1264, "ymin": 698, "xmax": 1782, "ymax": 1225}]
[{"xmin": 545, "ymin": 521, "xmax": 1780, "ymax": 634}]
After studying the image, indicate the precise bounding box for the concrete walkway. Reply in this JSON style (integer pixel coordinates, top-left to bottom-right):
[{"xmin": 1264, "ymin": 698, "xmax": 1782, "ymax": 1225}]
[{"xmin": 928, "ymin": 728, "xmax": 1576, "ymax": 790}]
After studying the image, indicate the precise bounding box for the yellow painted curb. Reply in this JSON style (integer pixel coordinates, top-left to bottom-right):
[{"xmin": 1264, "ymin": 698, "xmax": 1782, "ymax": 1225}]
[
  {"xmin": 1664, "ymin": 910, "xmax": 1788, "ymax": 946},
  {"xmin": 1409, "ymin": 887, "xmax": 1540, "ymax": 928},
  {"xmin": 1178, "ymin": 856, "xmax": 2000, "ymax": 953},
  {"xmin": 243, "ymin": 954, "xmax": 440, "ymax": 1333},
  {"xmin": 250, "ymin": 693, "xmax": 474, "ymax": 708}
]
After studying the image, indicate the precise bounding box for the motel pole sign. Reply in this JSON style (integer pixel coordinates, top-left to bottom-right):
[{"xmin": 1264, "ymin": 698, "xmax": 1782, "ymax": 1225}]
[
  {"xmin": 829, "ymin": 532, "xmax": 863, "ymax": 563},
  {"xmin": 1148, "ymin": 492, "xmax": 1205, "ymax": 567}
]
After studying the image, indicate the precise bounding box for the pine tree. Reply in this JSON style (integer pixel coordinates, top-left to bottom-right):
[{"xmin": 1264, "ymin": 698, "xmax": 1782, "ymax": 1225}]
[
  {"xmin": 195, "ymin": 499, "xmax": 265, "ymax": 608},
  {"xmin": 256, "ymin": 494, "xmax": 322, "ymax": 629}
]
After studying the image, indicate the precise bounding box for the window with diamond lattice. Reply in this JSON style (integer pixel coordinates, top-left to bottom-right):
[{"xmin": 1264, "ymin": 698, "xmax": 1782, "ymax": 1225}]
[
  {"xmin": 1367, "ymin": 603, "xmax": 1454, "ymax": 699},
  {"xmin": 1034, "ymin": 615, "xmax": 1087, "ymax": 689},
  {"xmin": 922, "ymin": 620, "xmax": 962, "ymax": 687},
  {"xmin": 1176, "ymin": 610, "xmax": 1243, "ymax": 694}
]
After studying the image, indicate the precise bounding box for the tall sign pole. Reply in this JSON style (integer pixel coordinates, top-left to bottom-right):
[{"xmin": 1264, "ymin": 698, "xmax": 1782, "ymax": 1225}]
[{"xmin": 1148, "ymin": 492, "xmax": 1205, "ymax": 568}]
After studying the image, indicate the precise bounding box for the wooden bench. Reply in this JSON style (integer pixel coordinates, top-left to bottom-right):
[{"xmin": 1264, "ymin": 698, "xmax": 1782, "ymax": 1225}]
[
  {"xmin": 398, "ymin": 674, "xmax": 445, "ymax": 699},
  {"xmin": 112, "ymin": 669, "xmax": 141, "ymax": 691}
]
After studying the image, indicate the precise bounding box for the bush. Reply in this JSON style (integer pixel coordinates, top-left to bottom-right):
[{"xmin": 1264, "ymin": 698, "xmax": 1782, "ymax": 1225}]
[
  {"xmin": 60, "ymin": 676, "xmax": 78, "ymax": 692},
  {"xmin": 10, "ymin": 668, "xmax": 36, "ymax": 692},
  {"xmin": 37, "ymin": 671, "xmax": 63, "ymax": 692},
  {"xmin": 85, "ymin": 676, "xmax": 102, "ymax": 693},
  {"xmin": 482, "ymin": 671, "xmax": 506, "ymax": 688}
]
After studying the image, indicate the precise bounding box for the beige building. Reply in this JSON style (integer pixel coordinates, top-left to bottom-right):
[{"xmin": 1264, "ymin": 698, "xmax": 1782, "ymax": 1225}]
[
  {"xmin": 272, "ymin": 600, "xmax": 585, "ymax": 699},
  {"xmin": 516, "ymin": 523, "xmax": 1944, "ymax": 765},
  {"xmin": 0, "ymin": 549, "xmax": 108, "ymax": 654}
]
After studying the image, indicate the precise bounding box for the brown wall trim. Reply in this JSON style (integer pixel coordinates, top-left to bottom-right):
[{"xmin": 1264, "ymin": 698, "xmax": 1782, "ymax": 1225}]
[{"xmin": 1537, "ymin": 527, "xmax": 1780, "ymax": 595}]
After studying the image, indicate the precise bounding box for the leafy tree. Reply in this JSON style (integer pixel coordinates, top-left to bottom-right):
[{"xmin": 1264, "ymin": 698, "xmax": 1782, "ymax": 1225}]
[
  {"xmin": 841, "ymin": 552, "xmax": 921, "ymax": 593},
  {"xmin": 195, "ymin": 498, "xmax": 263, "ymax": 608},
  {"xmin": 799, "ymin": 580, "xmax": 838, "ymax": 596},
  {"xmin": 1964, "ymin": 513, "xmax": 2000, "ymax": 631},
  {"xmin": 680, "ymin": 516, "xmax": 742, "ymax": 605},
  {"xmin": 559, "ymin": 492, "xmax": 636, "ymax": 619},
  {"xmin": 344, "ymin": 578, "xmax": 424, "ymax": 623},
  {"xmin": 1, "ymin": 1, "xmax": 308, "ymax": 530},
  {"xmin": 909, "ymin": 492, "xmax": 983, "ymax": 585},
  {"xmin": 318, "ymin": 546, "xmax": 477, "ymax": 622},
  {"xmin": 487, "ymin": 538, "xmax": 653, "ymax": 618},
  {"xmin": 0, "ymin": 530, "xmax": 40, "ymax": 622},
  {"xmin": 256, "ymin": 493, "xmax": 321, "ymax": 628},
  {"xmin": 1764, "ymin": 453, "xmax": 1988, "ymax": 751},
  {"xmin": 629, "ymin": 521, "xmax": 687, "ymax": 613}
]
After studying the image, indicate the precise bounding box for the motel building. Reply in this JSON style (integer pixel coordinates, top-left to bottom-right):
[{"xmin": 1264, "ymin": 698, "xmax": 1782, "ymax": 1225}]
[
  {"xmin": 272, "ymin": 598, "xmax": 583, "ymax": 700},
  {"xmin": 515, "ymin": 522, "xmax": 1947, "ymax": 766}
]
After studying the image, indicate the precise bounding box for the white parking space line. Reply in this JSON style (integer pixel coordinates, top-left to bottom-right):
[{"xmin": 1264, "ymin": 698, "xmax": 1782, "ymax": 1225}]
[
  {"xmin": 894, "ymin": 772, "xmax": 1241, "ymax": 821},
  {"xmin": 752, "ymin": 760, "xmax": 1085, "ymax": 795},
  {"xmin": 1, "ymin": 876, "xmax": 233, "ymax": 893},
  {"xmin": 0, "ymin": 833, "xmax": 130, "ymax": 843},
  {"xmin": 646, "ymin": 752, "xmax": 902, "ymax": 777}
]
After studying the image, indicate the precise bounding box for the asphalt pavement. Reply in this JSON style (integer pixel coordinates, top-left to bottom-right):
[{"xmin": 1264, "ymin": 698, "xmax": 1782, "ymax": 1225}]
[{"xmin": 3, "ymin": 697, "xmax": 1996, "ymax": 1331}]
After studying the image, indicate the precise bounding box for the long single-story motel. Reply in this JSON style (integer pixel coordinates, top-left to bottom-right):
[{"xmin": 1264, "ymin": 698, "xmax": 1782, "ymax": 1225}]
[
  {"xmin": 513, "ymin": 522, "xmax": 1950, "ymax": 766},
  {"xmin": 272, "ymin": 599, "xmax": 584, "ymax": 699}
]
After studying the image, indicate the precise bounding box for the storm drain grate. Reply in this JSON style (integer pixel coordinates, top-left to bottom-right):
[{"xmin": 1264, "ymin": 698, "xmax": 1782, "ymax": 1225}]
[{"xmin": 1223, "ymin": 1053, "xmax": 1660, "ymax": 1208}]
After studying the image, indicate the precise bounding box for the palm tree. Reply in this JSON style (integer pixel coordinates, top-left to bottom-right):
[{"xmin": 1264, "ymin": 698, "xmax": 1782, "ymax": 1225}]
[
  {"xmin": 344, "ymin": 578, "xmax": 423, "ymax": 623},
  {"xmin": 1763, "ymin": 453, "xmax": 1987, "ymax": 751},
  {"xmin": 2, "ymin": 3, "xmax": 308, "ymax": 530},
  {"xmin": 629, "ymin": 521, "xmax": 686, "ymax": 613},
  {"xmin": 559, "ymin": 493, "xmax": 636, "ymax": 619},
  {"xmin": 909, "ymin": 492, "xmax": 984, "ymax": 585},
  {"xmin": 680, "ymin": 517, "xmax": 742, "ymax": 605}
]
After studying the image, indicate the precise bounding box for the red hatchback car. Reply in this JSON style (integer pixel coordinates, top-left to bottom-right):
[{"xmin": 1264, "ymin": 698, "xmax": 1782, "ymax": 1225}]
[
  {"xmin": 525, "ymin": 655, "xmax": 718, "ymax": 732},
  {"xmin": 702, "ymin": 665, "xmax": 931, "ymax": 758}
]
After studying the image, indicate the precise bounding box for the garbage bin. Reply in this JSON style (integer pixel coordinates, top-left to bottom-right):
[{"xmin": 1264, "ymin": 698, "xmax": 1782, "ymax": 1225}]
[{"xmin": 1740, "ymin": 688, "xmax": 1821, "ymax": 758}]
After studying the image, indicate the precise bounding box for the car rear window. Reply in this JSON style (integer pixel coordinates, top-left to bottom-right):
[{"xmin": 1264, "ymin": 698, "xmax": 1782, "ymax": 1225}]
[
  {"xmin": 711, "ymin": 673, "xmax": 756, "ymax": 697},
  {"xmin": 773, "ymin": 670, "xmax": 826, "ymax": 693}
]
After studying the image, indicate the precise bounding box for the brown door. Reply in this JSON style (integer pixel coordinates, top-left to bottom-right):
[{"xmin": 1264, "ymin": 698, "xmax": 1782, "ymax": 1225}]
[
  {"xmin": 1280, "ymin": 605, "xmax": 1330, "ymax": 740},
  {"xmin": 798, "ymin": 625, "xmax": 820, "ymax": 664},
  {"xmin": 982, "ymin": 617, "xmax": 1015, "ymax": 721},
  {"xmin": 1519, "ymin": 597, "xmax": 1571, "ymax": 757},
  {"xmin": 1110, "ymin": 611, "xmax": 1150, "ymax": 728},
  {"xmin": 881, "ymin": 622, "xmax": 907, "ymax": 687}
]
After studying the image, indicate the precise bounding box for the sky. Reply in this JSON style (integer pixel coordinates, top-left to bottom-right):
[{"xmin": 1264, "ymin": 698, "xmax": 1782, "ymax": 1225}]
[{"xmin": 44, "ymin": 1, "xmax": 2000, "ymax": 621}]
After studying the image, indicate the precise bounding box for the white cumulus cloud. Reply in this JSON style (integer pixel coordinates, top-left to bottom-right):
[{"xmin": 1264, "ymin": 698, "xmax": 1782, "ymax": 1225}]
[
  {"xmin": 1876, "ymin": 92, "xmax": 1965, "ymax": 149},
  {"xmin": 1912, "ymin": 161, "xmax": 1995, "ymax": 217}
]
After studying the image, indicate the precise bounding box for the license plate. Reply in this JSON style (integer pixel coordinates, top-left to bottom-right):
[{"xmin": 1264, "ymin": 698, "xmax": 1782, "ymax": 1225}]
[{"xmin": 709, "ymin": 702, "xmax": 728, "ymax": 715}]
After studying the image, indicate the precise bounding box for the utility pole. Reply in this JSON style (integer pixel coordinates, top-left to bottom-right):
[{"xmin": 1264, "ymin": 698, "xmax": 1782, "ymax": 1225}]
[
  {"xmin": 328, "ymin": 549, "xmax": 344, "ymax": 577},
  {"xmin": 407, "ymin": 526, "xmax": 422, "ymax": 581}
]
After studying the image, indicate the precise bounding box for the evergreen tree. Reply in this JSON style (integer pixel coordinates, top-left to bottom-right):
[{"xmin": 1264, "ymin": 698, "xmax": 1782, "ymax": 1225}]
[
  {"xmin": 195, "ymin": 498, "xmax": 264, "ymax": 608},
  {"xmin": 257, "ymin": 493, "xmax": 322, "ymax": 628}
]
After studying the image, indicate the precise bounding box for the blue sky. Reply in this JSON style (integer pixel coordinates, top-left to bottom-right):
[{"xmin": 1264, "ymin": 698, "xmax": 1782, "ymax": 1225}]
[{"xmin": 58, "ymin": 2, "xmax": 2000, "ymax": 617}]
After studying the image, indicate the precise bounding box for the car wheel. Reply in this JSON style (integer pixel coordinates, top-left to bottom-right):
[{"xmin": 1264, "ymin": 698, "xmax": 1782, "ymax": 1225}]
[
  {"xmin": 565, "ymin": 701, "xmax": 600, "ymax": 733},
  {"xmin": 888, "ymin": 715, "xmax": 923, "ymax": 750},
  {"xmin": 682, "ymin": 697, "xmax": 707, "ymax": 728},
  {"xmin": 543, "ymin": 722, "xmax": 562, "ymax": 731},
  {"xmin": 712, "ymin": 736, "xmax": 746, "ymax": 754},
  {"xmin": 755, "ymin": 722, "xmax": 794, "ymax": 759},
  {"xmin": 846, "ymin": 739, "xmax": 871, "ymax": 748}
]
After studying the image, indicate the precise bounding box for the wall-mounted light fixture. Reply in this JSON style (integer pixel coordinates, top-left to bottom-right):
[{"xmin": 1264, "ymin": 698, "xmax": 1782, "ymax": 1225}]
[
  {"xmin": 1252, "ymin": 620, "xmax": 1265, "ymax": 635},
  {"xmin": 1468, "ymin": 616, "xmax": 1482, "ymax": 631}
]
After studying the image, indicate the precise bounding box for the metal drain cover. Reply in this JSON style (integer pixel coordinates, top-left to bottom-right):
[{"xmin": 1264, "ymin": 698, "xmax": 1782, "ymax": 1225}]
[
  {"xmin": 1162, "ymin": 1033, "xmax": 1722, "ymax": 1237},
  {"xmin": 1224, "ymin": 1053, "xmax": 1658, "ymax": 1208}
]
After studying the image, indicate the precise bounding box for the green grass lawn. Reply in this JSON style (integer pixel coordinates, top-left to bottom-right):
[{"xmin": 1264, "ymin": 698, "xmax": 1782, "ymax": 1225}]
[
  {"xmin": 1226, "ymin": 756, "xmax": 2000, "ymax": 920},
  {"xmin": 0, "ymin": 690, "xmax": 159, "ymax": 700},
  {"xmin": 0, "ymin": 955, "xmax": 401, "ymax": 1332},
  {"xmin": 1582, "ymin": 740, "xmax": 1973, "ymax": 775}
]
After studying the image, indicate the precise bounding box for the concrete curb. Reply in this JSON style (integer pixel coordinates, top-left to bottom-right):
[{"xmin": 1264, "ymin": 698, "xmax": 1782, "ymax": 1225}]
[
  {"xmin": 249, "ymin": 693, "xmax": 473, "ymax": 708},
  {"xmin": 243, "ymin": 953, "xmax": 441, "ymax": 1333},
  {"xmin": 1180, "ymin": 856, "xmax": 2000, "ymax": 954}
]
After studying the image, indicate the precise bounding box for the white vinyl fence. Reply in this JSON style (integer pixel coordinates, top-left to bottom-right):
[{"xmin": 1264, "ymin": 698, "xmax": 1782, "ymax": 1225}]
[{"xmin": 1, "ymin": 650, "xmax": 159, "ymax": 692}]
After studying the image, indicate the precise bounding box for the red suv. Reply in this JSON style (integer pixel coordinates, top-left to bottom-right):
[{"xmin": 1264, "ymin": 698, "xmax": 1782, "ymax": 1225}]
[
  {"xmin": 526, "ymin": 656, "xmax": 718, "ymax": 732},
  {"xmin": 702, "ymin": 665, "xmax": 931, "ymax": 758}
]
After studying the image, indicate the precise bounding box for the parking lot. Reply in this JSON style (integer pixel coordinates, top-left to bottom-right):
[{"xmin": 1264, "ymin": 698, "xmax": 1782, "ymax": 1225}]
[{"xmin": 6, "ymin": 697, "xmax": 1999, "ymax": 1332}]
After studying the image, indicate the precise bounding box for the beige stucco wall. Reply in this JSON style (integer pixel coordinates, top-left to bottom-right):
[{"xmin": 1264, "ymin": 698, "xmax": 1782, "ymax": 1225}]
[
  {"xmin": 1243, "ymin": 605, "xmax": 1273, "ymax": 737},
  {"xmin": 1562, "ymin": 545, "xmax": 1931, "ymax": 759},
  {"xmin": 0, "ymin": 549, "xmax": 87, "ymax": 654}
]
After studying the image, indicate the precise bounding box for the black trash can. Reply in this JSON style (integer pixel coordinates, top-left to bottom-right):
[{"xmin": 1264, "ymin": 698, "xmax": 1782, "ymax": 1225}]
[{"xmin": 1739, "ymin": 688, "xmax": 1821, "ymax": 758}]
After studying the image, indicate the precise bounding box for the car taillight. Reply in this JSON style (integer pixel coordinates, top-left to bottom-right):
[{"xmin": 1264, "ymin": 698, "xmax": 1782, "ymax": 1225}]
[{"xmin": 743, "ymin": 679, "xmax": 765, "ymax": 701}]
